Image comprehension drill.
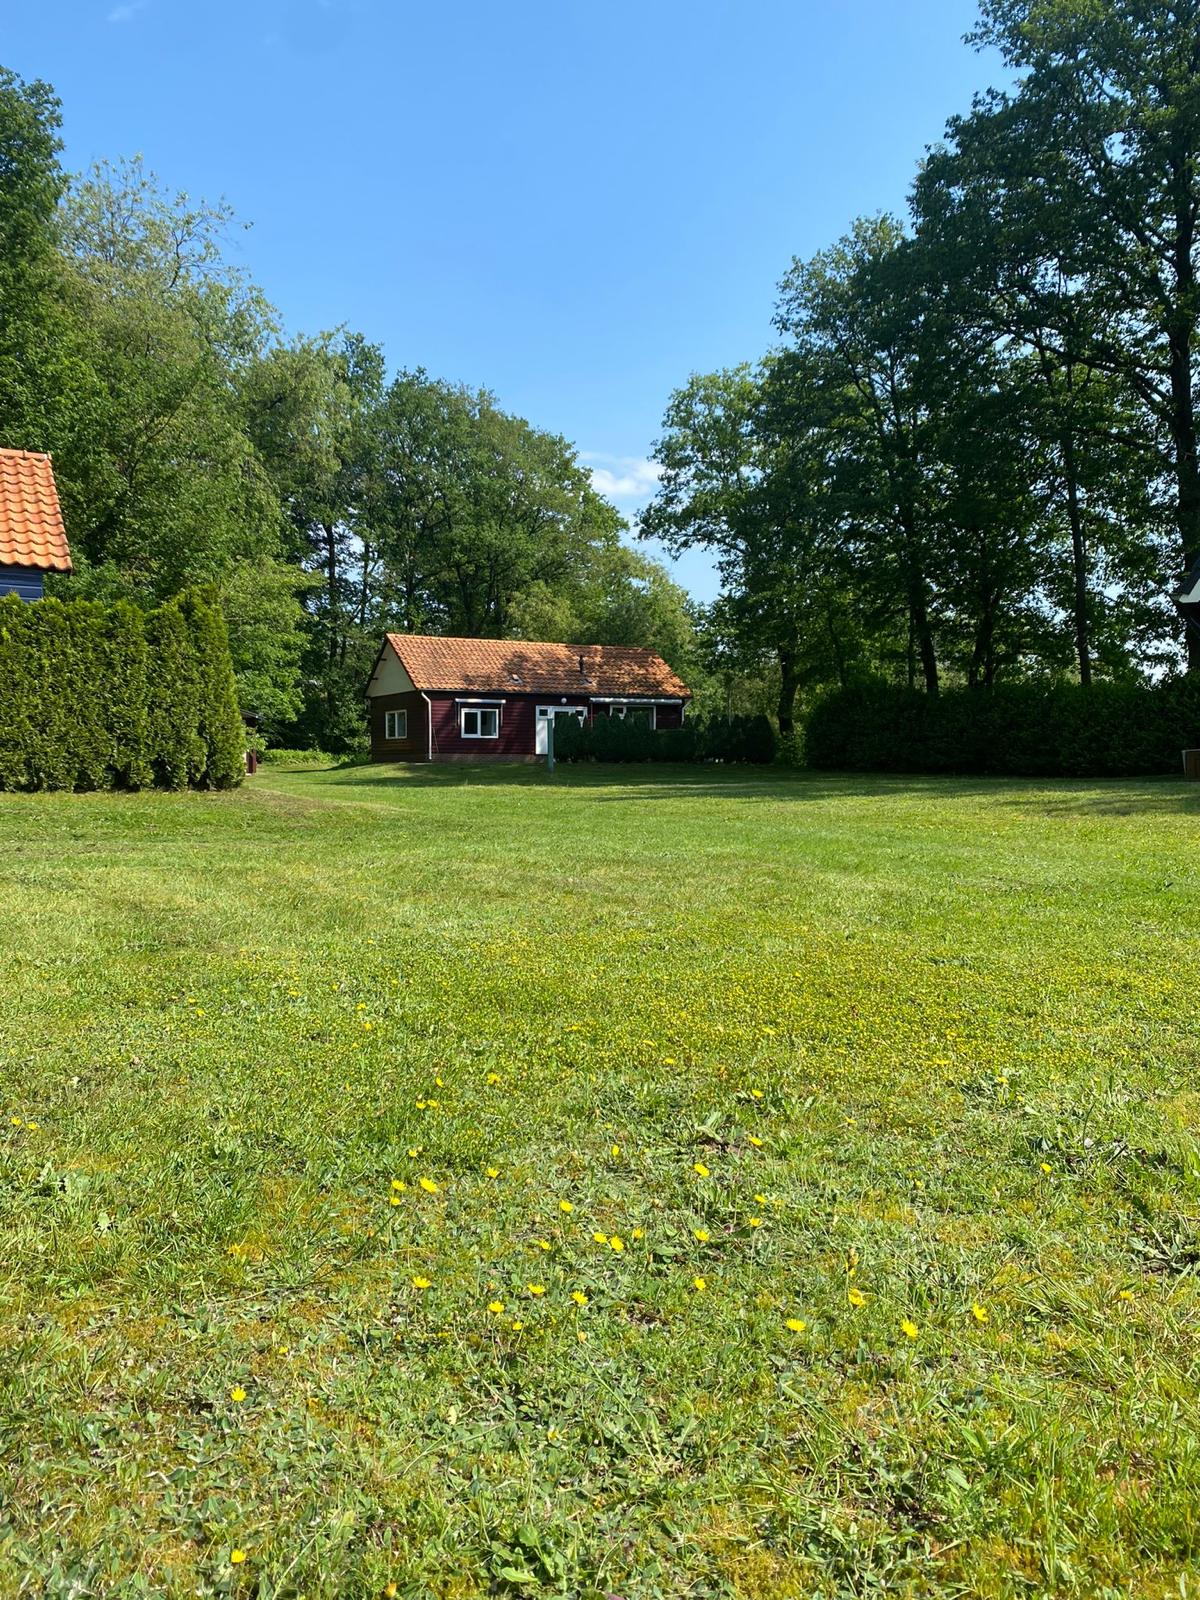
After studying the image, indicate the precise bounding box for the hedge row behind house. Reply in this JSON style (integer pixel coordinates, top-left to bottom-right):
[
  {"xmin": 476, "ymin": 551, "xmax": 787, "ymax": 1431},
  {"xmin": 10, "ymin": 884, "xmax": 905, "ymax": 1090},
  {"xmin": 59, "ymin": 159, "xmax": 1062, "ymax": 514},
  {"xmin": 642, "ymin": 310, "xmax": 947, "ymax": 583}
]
[
  {"xmin": 804, "ymin": 678, "xmax": 1200, "ymax": 778},
  {"xmin": 0, "ymin": 588, "xmax": 244, "ymax": 792},
  {"xmin": 554, "ymin": 711, "xmax": 777, "ymax": 765}
]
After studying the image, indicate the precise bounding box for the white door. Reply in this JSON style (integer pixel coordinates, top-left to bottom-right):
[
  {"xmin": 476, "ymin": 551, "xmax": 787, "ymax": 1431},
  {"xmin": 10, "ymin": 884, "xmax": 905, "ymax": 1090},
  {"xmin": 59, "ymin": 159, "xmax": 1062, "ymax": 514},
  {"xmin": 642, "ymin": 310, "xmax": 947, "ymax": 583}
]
[{"xmin": 536, "ymin": 706, "xmax": 583, "ymax": 754}]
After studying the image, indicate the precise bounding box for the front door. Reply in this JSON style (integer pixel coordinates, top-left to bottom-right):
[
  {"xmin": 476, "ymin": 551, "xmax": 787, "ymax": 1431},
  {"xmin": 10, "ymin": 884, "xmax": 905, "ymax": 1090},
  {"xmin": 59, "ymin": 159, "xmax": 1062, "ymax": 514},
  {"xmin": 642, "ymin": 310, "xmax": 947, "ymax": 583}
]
[{"xmin": 536, "ymin": 706, "xmax": 583, "ymax": 754}]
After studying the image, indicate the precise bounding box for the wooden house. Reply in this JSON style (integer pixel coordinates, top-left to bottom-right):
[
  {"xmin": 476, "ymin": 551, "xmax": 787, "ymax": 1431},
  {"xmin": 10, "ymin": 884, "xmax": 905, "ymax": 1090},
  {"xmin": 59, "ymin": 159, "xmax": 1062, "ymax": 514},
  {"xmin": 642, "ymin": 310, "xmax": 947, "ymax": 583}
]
[
  {"xmin": 367, "ymin": 633, "xmax": 690, "ymax": 762},
  {"xmin": 0, "ymin": 449, "xmax": 72, "ymax": 600}
]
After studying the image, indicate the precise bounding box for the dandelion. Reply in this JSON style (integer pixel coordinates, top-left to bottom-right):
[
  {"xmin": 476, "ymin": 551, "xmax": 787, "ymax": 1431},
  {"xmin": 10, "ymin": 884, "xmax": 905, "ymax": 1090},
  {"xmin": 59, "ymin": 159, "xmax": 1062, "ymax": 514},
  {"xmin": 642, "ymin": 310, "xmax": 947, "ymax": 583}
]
[
  {"xmin": 611, "ymin": 1144, "xmax": 620, "ymax": 1158},
  {"xmin": 411, "ymin": 1276, "xmax": 432, "ymax": 1290},
  {"xmin": 663, "ymin": 1057, "xmax": 676, "ymax": 1066},
  {"xmin": 1118, "ymin": 1288, "xmax": 1134, "ymax": 1301},
  {"xmin": 571, "ymin": 1290, "xmax": 588, "ymax": 1306},
  {"xmin": 748, "ymin": 1135, "xmax": 764, "ymax": 1148},
  {"xmin": 389, "ymin": 1195, "xmax": 402, "ymax": 1207},
  {"xmin": 693, "ymin": 1276, "xmax": 707, "ymax": 1292},
  {"xmin": 754, "ymin": 1193, "xmax": 767, "ymax": 1205},
  {"xmin": 511, "ymin": 1319, "xmax": 524, "ymax": 1331},
  {"xmin": 487, "ymin": 1072, "xmax": 501, "ymax": 1084},
  {"xmin": 693, "ymin": 1228, "xmax": 710, "ymax": 1243},
  {"xmin": 385, "ymin": 1585, "xmax": 399, "ymax": 1598},
  {"xmin": 390, "ymin": 1178, "xmax": 407, "ymax": 1192},
  {"xmin": 1040, "ymin": 1162, "xmax": 1052, "ymax": 1174},
  {"xmin": 526, "ymin": 1283, "xmax": 546, "ymax": 1296},
  {"xmin": 435, "ymin": 1076, "xmax": 444, "ymax": 1088},
  {"xmin": 487, "ymin": 1300, "xmax": 505, "ymax": 1315},
  {"xmin": 486, "ymin": 1166, "xmax": 500, "ymax": 1178},
  {"xmin": 848, "ymin": 1287, "xmax": 866, "ymax": 1308},
  {"xmin": 750, "ymin": 1089, "xmax": 764, "ymax": 1100},
  {"xmin": 407, "ymin": 1147, "xmax": 421, "ymax": 1158},
  {"xmin": 230, "ymin": 1548, "xmax": 247, "ymax": 1565},
  {"xmin": 559, "ymin": 1200, "xmax": 573, "ymax": 1213},
  {"xmin": 534, "ymin": 1238, "xmax": 551, "ymax": 1251},
  {"xmin": 631, "ymin": 1227, "xmax": 644, "ymax": 1240},
  {"xmin": 971, "ymin": 1302, "xmax": 989, "ymax": 1324},
  {"xmin": 418, "ymin": 1177, "xmax": 440, "ymax": 1194},
  {"xmin": 609, "ymin": 1234, "xmax": 625, "ymax": 1252},
  {"xmin": 901, "ymin": 1319, "xmax": 919, "ymax": 1339},
  {"xmin": 593, "ymin": 1231, "xmax": 609, "ymax": 1244},
  {"xmin": 785, "ymin": 1317, "xmax": 806, "ymax": 1333},
  {"xmin": 693, "ymin": 1162, "xmax": 710, "ymax": 1178},
  {"xmin": 230, "ymin": 1386, "xmax": 247, "ymax": 1403},
  {"xmin": 748, "ymin": 1216, "xmax": 763, "ymax": 1228}
]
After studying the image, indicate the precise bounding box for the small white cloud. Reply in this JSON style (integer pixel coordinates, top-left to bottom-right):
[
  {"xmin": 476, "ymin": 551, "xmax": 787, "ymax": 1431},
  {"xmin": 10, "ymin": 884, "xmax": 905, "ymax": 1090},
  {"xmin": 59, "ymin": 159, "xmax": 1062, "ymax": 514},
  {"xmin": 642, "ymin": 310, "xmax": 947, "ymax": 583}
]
[
  {"xmin": 584, "ymin": 453, "xmax": 662, "ymax": 503},
  {"xmin": 107, "ymin": 0, "xmax": 147, "ymax": 20}
]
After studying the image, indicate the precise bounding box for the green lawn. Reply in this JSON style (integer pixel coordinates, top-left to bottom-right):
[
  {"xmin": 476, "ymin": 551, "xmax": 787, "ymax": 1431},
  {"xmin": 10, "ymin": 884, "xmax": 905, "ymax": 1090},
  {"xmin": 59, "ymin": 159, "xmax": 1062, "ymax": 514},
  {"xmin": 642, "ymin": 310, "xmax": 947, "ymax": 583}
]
[{"xmin": 3, "ymin": 763, "xmax": 1200, "ymax": 1598}]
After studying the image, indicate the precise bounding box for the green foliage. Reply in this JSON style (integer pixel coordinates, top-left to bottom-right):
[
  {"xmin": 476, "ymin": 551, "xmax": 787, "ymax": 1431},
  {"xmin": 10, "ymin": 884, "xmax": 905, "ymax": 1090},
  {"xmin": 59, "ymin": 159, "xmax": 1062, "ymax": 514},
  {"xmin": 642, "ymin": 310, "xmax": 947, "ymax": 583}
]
[
  {"xmin": 0, "ymin": 589, "xmax": 243, "ymax": 792},
  {"xmin": 804, "ymin": 677, "xmax": 1200, "ymax": 778},
  {"xmin": 554, "ymin": 711, "xmax": 777, "ymax": 765}
]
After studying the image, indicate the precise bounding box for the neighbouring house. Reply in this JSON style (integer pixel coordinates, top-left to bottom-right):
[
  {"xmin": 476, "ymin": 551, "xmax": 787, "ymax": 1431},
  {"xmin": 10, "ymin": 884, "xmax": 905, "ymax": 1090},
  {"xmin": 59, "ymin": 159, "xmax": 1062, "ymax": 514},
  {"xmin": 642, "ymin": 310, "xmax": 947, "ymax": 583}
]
[
  {"xmin": 0, "ymin": 449, "xmax": 72, "ymax": 600},
  {"xmin": 367, "ymin": 633, "xmax": 691, "ymax": 762}
]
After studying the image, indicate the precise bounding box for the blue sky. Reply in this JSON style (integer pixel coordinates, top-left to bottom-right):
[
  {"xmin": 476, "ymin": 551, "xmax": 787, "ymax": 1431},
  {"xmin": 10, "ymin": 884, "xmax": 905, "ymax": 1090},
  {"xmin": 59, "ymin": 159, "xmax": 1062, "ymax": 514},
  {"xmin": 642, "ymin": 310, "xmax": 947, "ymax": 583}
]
[{"xmin": 9, "ymin": 0, "xmax": 997, "ymax": 600}]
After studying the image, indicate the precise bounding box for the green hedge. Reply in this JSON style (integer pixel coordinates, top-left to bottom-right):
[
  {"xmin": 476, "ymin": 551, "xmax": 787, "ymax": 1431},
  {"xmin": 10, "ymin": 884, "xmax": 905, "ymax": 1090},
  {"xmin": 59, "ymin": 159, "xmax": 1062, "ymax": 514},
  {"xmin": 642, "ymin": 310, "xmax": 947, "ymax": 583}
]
[
  {"xmin": 804, "ymin": 678, "xmax": 1200, "ymax": 777},
  {"xmin": 0, "ymin": 587, "xmax": 244, "ymax": 792},
  {"xmin": 554, "ymin": 711, "xmax": 777, "ymax": 765}
]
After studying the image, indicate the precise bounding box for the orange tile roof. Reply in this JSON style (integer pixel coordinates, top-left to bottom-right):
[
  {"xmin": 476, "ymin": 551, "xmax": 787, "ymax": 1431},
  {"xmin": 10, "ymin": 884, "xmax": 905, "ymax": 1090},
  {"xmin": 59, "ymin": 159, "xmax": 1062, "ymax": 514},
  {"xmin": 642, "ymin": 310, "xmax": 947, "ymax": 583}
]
[
  {"xmin": 386, "ymin": 633, "xmax": 690, "ymax": 698},
  {"xmin": 0, "ymin": 449, "xmax": 71, "ymax": 573}
]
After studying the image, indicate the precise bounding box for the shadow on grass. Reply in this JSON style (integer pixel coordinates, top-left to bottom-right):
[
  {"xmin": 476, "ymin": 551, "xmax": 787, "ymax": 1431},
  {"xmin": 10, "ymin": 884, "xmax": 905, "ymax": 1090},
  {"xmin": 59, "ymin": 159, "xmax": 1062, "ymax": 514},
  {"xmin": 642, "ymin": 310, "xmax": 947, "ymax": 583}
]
[{"xmin": 283, "ymin": 762, "xmax": 1200, "ymax": 816}]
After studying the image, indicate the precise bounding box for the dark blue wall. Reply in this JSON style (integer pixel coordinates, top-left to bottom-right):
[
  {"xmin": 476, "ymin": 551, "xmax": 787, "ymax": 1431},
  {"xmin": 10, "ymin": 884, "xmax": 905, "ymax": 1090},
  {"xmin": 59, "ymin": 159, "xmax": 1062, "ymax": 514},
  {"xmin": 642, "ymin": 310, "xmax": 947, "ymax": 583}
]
[{"xmin": 0, "ymin": 566, "xmax": 46, "ymax": 602}]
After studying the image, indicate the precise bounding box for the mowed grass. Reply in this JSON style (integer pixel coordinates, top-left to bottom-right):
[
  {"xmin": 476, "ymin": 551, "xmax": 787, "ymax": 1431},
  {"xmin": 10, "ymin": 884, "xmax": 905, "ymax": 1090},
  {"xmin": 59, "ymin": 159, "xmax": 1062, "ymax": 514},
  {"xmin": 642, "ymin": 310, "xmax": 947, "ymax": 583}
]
[{"xmin": 3, "ymin": 763, "xmax": 1200, "ymax": 1599}]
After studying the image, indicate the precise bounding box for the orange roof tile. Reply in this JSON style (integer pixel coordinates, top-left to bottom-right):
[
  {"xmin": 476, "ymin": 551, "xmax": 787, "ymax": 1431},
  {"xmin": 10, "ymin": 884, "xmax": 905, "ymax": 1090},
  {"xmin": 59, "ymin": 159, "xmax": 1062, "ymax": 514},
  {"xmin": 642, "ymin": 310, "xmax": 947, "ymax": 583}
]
[
  {"xmin": 0, "ymin": 449, "xmax": 71, "ymax": 573},
  {"xmin": 385, "ymin": 633, "xmax": 690, "ymax": 698}
]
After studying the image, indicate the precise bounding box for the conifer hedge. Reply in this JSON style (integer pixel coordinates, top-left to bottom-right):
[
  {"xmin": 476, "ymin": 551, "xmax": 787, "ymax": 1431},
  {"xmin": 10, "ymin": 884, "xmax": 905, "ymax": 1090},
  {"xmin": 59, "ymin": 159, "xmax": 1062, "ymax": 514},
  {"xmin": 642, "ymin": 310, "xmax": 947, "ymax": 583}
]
[
  {"xmin": 803, "ymin": 678, "xmax": 1200, "ymax": 778},
  {"xmin": 0, "ymin": 587, "xmax": 244, "ymax": 792},
  {"xmin": 554, "ymin": 711, "xmax": 777, "ymax": 765}
]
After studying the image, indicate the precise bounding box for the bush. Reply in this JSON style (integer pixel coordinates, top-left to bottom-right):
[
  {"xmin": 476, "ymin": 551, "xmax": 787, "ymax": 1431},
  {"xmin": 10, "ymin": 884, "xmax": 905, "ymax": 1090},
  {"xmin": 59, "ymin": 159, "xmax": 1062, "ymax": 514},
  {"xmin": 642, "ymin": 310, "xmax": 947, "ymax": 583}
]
[
  {"xmin": 554, "ymin": 712, "xmax": 777, "ymax": 765},
  {"xmin": 0, "ymin": 588, "xmax": 245, "ymax": 793},
  {"xmin": 259, "ymin": 747, "xmax": 336, "ymax": 768},
  {"xmin": 803, "ymin": 677, "xmax": 1200, "ymax": 778}
]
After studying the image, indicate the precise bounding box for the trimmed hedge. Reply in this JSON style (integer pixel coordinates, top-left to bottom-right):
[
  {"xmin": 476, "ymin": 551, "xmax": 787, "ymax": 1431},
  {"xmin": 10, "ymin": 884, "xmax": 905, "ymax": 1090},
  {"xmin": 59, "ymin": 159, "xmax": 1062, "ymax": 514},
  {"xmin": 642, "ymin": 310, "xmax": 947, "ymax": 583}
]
[
  {"xmin": 554, "ymin": 711, "xmax": 777, "ymax": 765},
  {"xmin": 0, "ymin": 587, "xmax": 244, "ymax": 792},
  {"xmin": 804, "ymin": 677, "xmax": 1200, "ymax": 778}
]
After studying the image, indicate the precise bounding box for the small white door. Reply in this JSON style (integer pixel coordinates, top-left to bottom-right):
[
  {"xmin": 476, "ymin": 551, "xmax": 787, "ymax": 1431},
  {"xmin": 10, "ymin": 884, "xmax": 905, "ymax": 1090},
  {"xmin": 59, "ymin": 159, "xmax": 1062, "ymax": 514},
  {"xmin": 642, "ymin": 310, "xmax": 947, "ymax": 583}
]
[{"xmin": 536, "ymin": 705, "xmax": 583, "ymax": 754}]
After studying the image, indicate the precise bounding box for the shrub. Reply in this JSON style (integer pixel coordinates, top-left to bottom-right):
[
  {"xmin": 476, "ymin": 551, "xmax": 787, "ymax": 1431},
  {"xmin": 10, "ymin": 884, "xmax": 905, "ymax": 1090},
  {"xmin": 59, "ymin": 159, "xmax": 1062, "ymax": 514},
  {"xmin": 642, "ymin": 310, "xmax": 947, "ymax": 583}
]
[
  {"xmin": 554, "ymin": 712, "xmax": 777, "ymax": 765},
  {"xmin": 803, "ymin": 677, "xmax": 1200, "ymax": 778},
  {"xmin": 0, "ymin": 588, "xmax": 244, "ymax": 793}
]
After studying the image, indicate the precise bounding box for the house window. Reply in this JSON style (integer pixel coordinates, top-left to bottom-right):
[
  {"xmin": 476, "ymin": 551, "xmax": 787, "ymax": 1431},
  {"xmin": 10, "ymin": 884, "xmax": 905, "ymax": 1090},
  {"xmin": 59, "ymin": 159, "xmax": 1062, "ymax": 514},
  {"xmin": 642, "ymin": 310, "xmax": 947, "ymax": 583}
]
[
  {"xmin": 384, "ymin": 709, "xmax": 407, "ymax": 740},
  {"xmin": 461, "ymin": 706, "xmax": 499, "ymax": 739}
]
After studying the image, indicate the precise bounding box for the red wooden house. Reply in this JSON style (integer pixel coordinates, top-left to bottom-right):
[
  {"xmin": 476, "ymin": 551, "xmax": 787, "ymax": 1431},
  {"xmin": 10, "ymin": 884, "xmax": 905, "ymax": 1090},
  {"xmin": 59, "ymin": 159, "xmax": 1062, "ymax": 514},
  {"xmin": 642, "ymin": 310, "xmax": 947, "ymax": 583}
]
[
  {"xmin": 367, "ymin": 634, "xmax": 691, "ymax": 762},
  {"xmin": 0, "ymin": 449, "xmax": 72, "ymax": 600}
]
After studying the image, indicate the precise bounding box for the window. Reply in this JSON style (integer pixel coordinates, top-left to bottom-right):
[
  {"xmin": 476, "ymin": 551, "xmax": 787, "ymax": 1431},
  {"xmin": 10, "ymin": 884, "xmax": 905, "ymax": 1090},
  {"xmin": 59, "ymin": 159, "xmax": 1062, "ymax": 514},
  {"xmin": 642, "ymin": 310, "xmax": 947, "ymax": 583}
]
[
  {"xmin": 461, "ymin": 706, "xmax": 499, "ymax": 739},
  {"xmin": 384, "ymin": 709, "xmax": 407, "ymax": 740}
]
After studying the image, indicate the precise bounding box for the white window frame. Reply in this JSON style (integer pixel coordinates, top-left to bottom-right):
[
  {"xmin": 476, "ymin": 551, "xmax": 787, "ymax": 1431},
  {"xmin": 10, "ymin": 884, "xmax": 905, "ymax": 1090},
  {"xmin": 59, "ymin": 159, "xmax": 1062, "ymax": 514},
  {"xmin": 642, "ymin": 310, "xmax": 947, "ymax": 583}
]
[
  {"xmin": 607, "ymin": 702, "xmax": 656, "ymax": 729},
  {"xmin": 461, "ymin": 705, "xmax": 500, "ymax": 739},
  {"xmin": 384, "ymin": 708, "xmax": 407, "ymax": 740}
]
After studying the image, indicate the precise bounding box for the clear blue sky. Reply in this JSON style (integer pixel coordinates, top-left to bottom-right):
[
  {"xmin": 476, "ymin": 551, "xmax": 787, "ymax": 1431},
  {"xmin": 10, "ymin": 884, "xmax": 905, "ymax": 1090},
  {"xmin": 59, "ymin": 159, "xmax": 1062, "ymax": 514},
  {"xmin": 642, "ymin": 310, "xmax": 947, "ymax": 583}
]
[{"xmin": 9, "ymin": 0, "xmax": 998, "ymax": 600}]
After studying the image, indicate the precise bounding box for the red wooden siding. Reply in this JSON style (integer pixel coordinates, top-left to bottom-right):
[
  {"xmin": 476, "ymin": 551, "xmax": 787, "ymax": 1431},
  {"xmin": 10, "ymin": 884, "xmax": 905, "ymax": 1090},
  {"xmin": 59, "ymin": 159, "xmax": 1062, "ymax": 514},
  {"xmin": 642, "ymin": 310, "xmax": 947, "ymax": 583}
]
[{"xmin": 369, "ymin": 690, "xmax": 428, "ymax": 761}]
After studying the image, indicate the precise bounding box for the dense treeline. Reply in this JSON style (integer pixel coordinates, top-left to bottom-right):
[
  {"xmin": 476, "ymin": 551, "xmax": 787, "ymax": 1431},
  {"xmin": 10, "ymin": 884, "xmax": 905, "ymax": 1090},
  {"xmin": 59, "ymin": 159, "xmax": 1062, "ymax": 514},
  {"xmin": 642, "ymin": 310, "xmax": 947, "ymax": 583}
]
[
  {"xmin": 0, "ymin": 588, "xmax": 243, "ymax": 790},
  {"xmin": 0, "ymin": 68, "xmax": 706, "ymax": 750},
  {"xmin": 643, "ymin": 0, "xmax": 1200, "ymax": 737}
]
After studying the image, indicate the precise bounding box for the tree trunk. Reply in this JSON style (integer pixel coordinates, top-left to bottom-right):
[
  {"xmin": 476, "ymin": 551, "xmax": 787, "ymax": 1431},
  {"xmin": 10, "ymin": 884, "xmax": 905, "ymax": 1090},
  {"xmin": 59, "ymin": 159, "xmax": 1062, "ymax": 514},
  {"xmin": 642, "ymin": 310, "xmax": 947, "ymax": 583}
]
[
  {"xmin": 776, "ymin": 646, "xmax": 801, "ymax": 735},
  {"xmin": 1169, "ymin": 324, "xmax": 1200, "ymax": 670},
  {"xmin": 324, "ymin": 522, "xmax": 339, "ymax": 665},
  {"xmin": 1061, "ymin": 432, "xmax": 1091, "ymax": 685},
  {"xmin": 910, "ymin": 584, "xmax": 939, "ymax": 694}
]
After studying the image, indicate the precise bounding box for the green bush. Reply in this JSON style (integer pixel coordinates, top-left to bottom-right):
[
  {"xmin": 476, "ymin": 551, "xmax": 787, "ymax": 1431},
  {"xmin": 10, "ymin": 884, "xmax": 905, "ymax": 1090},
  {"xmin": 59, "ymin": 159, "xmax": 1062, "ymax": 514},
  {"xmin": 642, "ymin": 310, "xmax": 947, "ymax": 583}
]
[
  {"xmin": 804, "ymin": 677, "xmax": 1200, "ymax": 778},
  {"xmin": 554, "ymin": 712, "xmax": 777, "ymax": 765},
  {"xmin": 0, "ymin": 588, "xmax": 244, "ymax": 793}
]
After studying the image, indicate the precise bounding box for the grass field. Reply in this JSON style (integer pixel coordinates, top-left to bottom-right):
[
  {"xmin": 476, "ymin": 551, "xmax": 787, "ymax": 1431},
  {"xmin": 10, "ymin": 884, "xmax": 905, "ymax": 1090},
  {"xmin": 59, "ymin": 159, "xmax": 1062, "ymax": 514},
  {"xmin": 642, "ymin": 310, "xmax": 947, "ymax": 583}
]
[{"xmin": 3, "ymin": 763, "xmax": 1200, "ymax": 1598}]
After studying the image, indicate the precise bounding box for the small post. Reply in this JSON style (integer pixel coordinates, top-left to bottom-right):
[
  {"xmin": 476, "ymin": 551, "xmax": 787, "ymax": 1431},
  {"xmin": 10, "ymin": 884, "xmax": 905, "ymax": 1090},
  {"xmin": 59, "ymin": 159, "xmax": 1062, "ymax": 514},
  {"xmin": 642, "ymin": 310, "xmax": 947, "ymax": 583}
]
[{"xmin": 546, "ymin": 712, "xmax": 555, "ymax": 774}]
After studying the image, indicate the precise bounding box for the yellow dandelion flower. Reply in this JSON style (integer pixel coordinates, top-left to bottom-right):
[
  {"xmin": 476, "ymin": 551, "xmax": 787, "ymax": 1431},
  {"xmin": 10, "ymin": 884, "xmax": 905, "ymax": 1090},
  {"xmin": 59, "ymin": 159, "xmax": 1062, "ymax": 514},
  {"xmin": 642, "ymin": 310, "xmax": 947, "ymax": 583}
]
[
  {"xmin": 487, "ymin": 1300, "xmax": 505, "ymax": 1315},
  {"xmin": 390, "ymin": 1178, "xmax": 407, "ymax": 1192},
  {"xmin": 631, "ymin": 1227, "xmax": 644, "ymax": 1240},
  {"xmin": 487, "ymin": 1072, "xmax": 501, "ymax": 1084},
  {"xmin": 901, "ymin": 1318, "xmax": 919, "ymax": 1339},
  {"xmin": 609, "ymin": 1234, "xmax": 625, "ymax": 1252},
  {"xmin": 693, "ymin": 1162, "xmax": 710, "ymax": 1178},
  {"xmin": 748, "ymin": 1135, "xmax": 764, "ymax": 1148},
  {"xmin": 411, "ymin": 1276, "xmax": 432, "ymax": 1290},
  {"xmin": 486, "ymin": 1166, "xmax": 500, "ymax": 1178},
  {"xmin": 693, "ymin": 1276, "xmax": 707, "ymax": 1292},
  {"xmin": 593, "ymin": 1231, "xmax": 609, "ymax": 1245},
  {"xmin": 230, "ymin": 1548, "xmax": 247, "ymax": 1564},
  {"xmin": 407, "ymin": 1147, "xmax": 421, "ymax": 1158},
  {"xmin": 418, "ymin": 1177, "xmax": 439, "ymax": 1194},
  {"xmin": 510, "ymin": 1319, "xmax": 524, "ymax": 1331},
  {"xmin": 611, "ymin": 1143, "xmax": 620, "ymax": 1158},
  {"xmin": 1117, "ymin": 1288, "xmax": 1134, "ymax": 1301},
  {"xmin": 385, "ymin": 1585, "xmax": 399, "ymax": 1598},
  {"xmin": 526, "ymin": 1283, "xmax": 546, "ymax": 1296},
  {"xmin": 535, "ymin": 1238, "xmax": 551, "ymax": 1251},
  {"xmin": 694, "ymin": 1227, "xmax": 710, "ymax": 1243},
  {"xmin": 662, "ymin": 1057, "xmax": 676, "ymax": 1066},
  {"xmin": 559, "ymin": 1200, "xmax": 573, "ymax": 1213},
  {"xmin": 754, "ymin": 1193, "xmax": 767, "ymax": 1204},
  {"xmin": 848, "ymin": 1287, "xmax": 866, "ymax": 1308},
  {"xmin": 785, "ymin": 1317, "xmax": 806, "ymax": 1333},
  {"xmin": 435, "ymin": 1076, "xmax": 444, "ymax": 1088},
  {"xmin": 971, "ymin": 1302, "xmax": 989, "ymax": 1323},
  {"xmin": 571, "ymin": 1290, "xmax": 588, "ymax": 1306},
  {"xmin": 1039, "ymin": 1162, "xmax": 1052, "ymax": 1174},
  {"xmin": 748, "ymin": 1216, "xmax": 763, "ymax": 1228},
  {"xmin": 230, "ymin": 1386, "xmax": 247, "ymax": 1403},
  {"xmin": 750, "ymin": 1088, "xmax": 764, "ymax": 1100}
]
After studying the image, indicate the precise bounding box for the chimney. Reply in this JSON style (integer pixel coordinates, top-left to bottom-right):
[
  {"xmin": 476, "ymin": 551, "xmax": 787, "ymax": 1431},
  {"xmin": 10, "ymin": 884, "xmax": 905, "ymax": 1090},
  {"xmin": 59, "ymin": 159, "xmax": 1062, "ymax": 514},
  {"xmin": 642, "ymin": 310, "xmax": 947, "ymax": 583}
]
[{"xmin": 578, "ymin": 653, "xmax": 585, "ymax": 675}]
